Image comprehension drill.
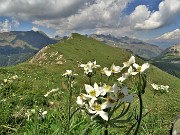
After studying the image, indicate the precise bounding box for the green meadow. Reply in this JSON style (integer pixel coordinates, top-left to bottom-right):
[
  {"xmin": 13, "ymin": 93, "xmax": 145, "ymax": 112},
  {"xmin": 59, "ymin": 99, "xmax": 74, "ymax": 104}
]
[{"xmin": 0, "ymin": 34, "xmax": 180, "ymax": 134}]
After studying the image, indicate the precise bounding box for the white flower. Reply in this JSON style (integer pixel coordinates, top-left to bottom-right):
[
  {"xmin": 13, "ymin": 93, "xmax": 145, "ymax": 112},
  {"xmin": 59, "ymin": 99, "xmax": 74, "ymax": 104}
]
[
  {"xmin": 102, "ymin": 64, "xmax": 122, "ymax": 77},
  {"xmin": 80, "ymin": 61, "xmax": 100, "ymax": 74},
  {"xmin": 101, "ymin": 84, "xmax": 112, "ymax": 96},
  {"xmin": 62, "ymin": 70, "xmax": 72, "ymax": 77},
  {"xmin": 117, "ymin": 66, "xmax": 137, "ymax": 82},
  {"xmin": 44, "ymin": 88, "xmax": 59, "ymax": 97},
  {"xmin": 3, "ymin": 79, "xmax": 8, "ymax": 83},
  {"xmin": 102, "ymin": 67, "xmax": 111, "ymax": 76},
  {"xmin": 92, "ymin": 61, "xmax": 100, "ymax": 68},
  {"xmin": 101, "ymin": 96, "xmax": 117, "ymax": 109},
  {"xmin": 160, "ymin": 85, "xmax": 169, "ymax": 92},
  {"xmin": 133, "ymin": 63, "xmax": 150, "ymax": 73},
  {"xmin": 101, "ymin": 83, "xmax": 117, "ymax": 96},
  {"xmin": 88, "ymin": 102, "xmax": 109, "ymax": 121},
  {"xmin": 110, "ymin": 64, "xmax": 122, "ymax": 74},
  {"xmin": 62, "ymin": 70, "xmax": 78, "ymax": 77},
  {"xmin": 76, "ymin": 93, "xmax": 90, "ymax": 106},
  {"xmin": 151, "ymin": 83, "xmax": 159, "ymax": 90},
  {"xmin": 10, "ymin": 75, "xmax": 18, "ymax": 79},
  {"xmin": 117, "ymin": 75, "xmax": 127, "ymax": 82},
  {"xmin": 123, "ymin": 56, "xmax": 135, "ymax": 68},
  {"xmin": 114, "ymin": 86, "xmax": 133, "ymax": 103},
  {"xmin": 85, "ymin": 83, "xmax": 102, "ymax": 99},
  {"xmin": 41, "ymin": 111, "xmax": 47, "ymax": 119}
]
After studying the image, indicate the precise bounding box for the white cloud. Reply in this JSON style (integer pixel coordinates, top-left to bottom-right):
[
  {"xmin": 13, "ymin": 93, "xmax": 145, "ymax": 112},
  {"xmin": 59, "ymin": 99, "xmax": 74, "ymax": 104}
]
[
  {"xmin": 0, "ymin": 0, "xmax": 179, "ymax": 37},
  {"xmin": 156, "ymin": 29, "xmax": 180, "ymax": 40},
  {"xmin": 134, "ymin": 0, "xmax": 180, "ymax": 29},
  {"xmin": 32, "ymin": 26, "xmax": 39, "ymax": 32},
  {"xmin": 0, "ymin": 0, "xmax": 94, "ymax": 20},
  {"xmin": 33, "ymin": 0, "xmax": 132, "ymax": 36},
  {"xmin": 130, "ymin": 5, "xmax": 150, "ymax": 26},
  {"xmin": 0, "ymin": 18, "xmax": 19, "ymax": 32}
]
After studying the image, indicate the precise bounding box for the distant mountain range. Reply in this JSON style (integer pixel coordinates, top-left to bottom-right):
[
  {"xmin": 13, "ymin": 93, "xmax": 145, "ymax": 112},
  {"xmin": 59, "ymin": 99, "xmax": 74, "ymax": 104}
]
[
  {"xmin": 0, "ymin": 31, "xmax": 58, "ymax": 66},
  {"xmin": 151, "ymin": 44, "xmax": 180, "ymax": 78},
  {"xmin": 146, "ymin": 29, "xmax": 180, "ymax": 49},
  {"xmin": 1, "ymin": 30, "xmax": 177, "ymax": 67},
  {"xmin": 89, "ymin": 34, "xmax": 162, "ymax": 59}
]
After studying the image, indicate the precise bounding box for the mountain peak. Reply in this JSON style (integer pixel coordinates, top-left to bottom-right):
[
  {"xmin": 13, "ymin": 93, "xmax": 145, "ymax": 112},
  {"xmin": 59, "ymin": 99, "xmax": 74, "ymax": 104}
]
[
  {"xmin": 89, "ymin": 34, "xmax": 162, "ymax": 59},
  {"xmin": 163, "ymin": 44, "xmax": 180, "ymax": 55}
]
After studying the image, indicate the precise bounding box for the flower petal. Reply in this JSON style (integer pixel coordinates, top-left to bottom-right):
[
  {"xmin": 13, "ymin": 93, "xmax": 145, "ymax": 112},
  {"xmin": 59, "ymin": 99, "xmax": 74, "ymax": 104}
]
[
  {"xmin": 141, "ymin": 63, "xmax": 150, "ymax": 72},
  {"xmin": 98, "ymin": 111, "xmax": 108, "ymax": 121},
  {"xmin": 85, "ymin": 84, "xmax": 94, "ymax": 94}
]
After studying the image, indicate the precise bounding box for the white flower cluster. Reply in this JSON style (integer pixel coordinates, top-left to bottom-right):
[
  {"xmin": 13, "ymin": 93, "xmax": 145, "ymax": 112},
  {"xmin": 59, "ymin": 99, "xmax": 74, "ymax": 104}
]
[
  {"xmin": 79, "ymin": 56, "xmax": 149, "ymax": 82},
  {"xmin": 151, "ymin": 83, "xmax": 169, "ymax": 93},
  {"xmin": 76, "ymin": 56, "xmax": 150, "ymax": 121},
  {"xmin": 0, "ymin": 75, "xmax": 18, "ymax": 89},
  {"xmin": 117, "ymin": 56, "xmax": 149, "ymax": 82},
  {"xmin": 76, "ymin": 83, "xmax": 133, "ymax": 121},
  {"xmin": 80, "ymin": 61, "xmax": 100, "ymax": 74},
  {"xmin": 2, "ymin": 75, "xmax": 18, "ymax": 84},
  {"xmin": 25, "ymin": 109, "xmax": 47, "ymax": 121}
]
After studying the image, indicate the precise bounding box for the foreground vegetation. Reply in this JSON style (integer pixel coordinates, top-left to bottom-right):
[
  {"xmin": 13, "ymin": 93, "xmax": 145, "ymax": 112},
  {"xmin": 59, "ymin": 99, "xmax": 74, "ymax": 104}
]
[{"xmin": 0, "ymin": 34, "xmax": 180, "ymax": 134}]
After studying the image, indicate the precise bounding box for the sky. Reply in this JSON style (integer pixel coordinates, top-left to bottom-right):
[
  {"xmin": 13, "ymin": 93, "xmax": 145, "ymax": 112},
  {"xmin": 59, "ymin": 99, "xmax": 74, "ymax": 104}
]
[{"xmin": 0, "ymin": 0, "xmax": 180, "ymax": 41}]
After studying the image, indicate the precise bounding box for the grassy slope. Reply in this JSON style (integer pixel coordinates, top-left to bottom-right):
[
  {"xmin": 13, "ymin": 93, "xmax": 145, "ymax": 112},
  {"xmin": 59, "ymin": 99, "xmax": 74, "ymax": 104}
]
[
  {"xmin": 151, "ymin": 54, "xmax": 180, "ymax": 78},
  {"xmin": 0, "ymin": 33, "xmax": 180, "ymax": 134}
]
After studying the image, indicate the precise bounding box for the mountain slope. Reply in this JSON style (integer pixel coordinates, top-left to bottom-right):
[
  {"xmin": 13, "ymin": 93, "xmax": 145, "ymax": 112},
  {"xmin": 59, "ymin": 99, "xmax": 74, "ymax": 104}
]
[
  {"xmin": 0, "ymin": 31, "xmax": 58, "ymax": 67},
  {"xmin": 151, "ymin": 44, "xmax": 180, "ymax": 78},
  {"xmin": 0, "ymin": 33, "xmax": 179, "ymax": 134},
  {"xmin": 89, "ymin": 34, "xmax": 162, "ymax": 59}
]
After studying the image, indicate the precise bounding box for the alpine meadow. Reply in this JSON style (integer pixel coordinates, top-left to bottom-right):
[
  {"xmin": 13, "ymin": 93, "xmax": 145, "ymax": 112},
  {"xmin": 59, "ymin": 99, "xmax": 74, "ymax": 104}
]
[{"xmin": 0, "ymin": 33, "xmax": 180, "ymax": 134}]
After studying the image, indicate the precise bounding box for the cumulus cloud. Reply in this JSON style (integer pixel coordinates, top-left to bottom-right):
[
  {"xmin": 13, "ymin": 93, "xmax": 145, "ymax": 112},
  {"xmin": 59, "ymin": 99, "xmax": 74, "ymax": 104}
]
[
  {"xmin": 0, "ymin": 0, "xmax": 180, "ymax": 37},
  {"xmin": 33, "ymin": 0, "xmax": 132, "ymax": 36},
  {"xmin": 0, "ymin": 0, "xmax": 94, "ymax": 20},
  {"xmin": 134, "ymin": 0, "xmax": 180, "ymax": 29},
  {"xmin": 0, "ymin": 18, "xmax": 19, "ymax": 32}
]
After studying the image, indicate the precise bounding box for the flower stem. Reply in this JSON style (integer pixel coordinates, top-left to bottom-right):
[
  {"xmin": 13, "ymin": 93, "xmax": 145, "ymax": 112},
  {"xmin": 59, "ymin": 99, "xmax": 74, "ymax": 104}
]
[
  {"xmin": 67, "ymin": 77, "xmax": 72, "ymax": 131},
  {"xmin": 104, "ymin": 124, "xmax": 108, "ymax": 135},
  {"xmin": 89, "ymin": 76, "xmax": 92, "ymax": 85},
  {"xmin": 134, "ymin": 94, "xmax": 143, "ymax": 135}
]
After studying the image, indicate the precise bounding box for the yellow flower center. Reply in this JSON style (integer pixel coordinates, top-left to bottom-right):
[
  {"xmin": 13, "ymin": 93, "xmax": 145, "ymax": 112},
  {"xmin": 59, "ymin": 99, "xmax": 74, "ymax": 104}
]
[
  {"xmin": 137, "ymin": 66, "xmax": 142, "ymax": 72},
  {"xmin": 105, "ymin": 85, "xmax": 111, "ymax": 91},
  {"xmin": 89, "ymin": 90, "xmax": 96, "ymax": 97},
  {"xmin": 101, "ymin": 69, "xmax": 105, "ymax": 74},
  {"xmin": 93, "ymin": 103, "xmax": 101, "ymax": 111},
  {"xmin": 111, "ymin": 68, "xmax": 115, "ymax": 73}
]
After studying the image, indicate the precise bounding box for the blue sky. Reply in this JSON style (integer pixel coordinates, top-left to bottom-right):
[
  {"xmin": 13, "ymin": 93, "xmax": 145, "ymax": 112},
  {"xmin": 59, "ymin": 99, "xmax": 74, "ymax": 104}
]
[{"xmin": 0, "ymin": 0, "xmax": 180, "ymax": 41}]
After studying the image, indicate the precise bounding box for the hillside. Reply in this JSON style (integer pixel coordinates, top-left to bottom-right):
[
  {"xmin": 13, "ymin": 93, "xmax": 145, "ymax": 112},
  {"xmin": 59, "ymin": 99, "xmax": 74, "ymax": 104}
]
[
  {"xmin": 89, "ymin": 34, "xmax": 162, "ymax": 59},
  {"xmin": 151, "ymin": 44, "xmax": 180, "ymax": 78},
  {"xmin": 0, "ymin": 33, "xmax": 179, "ymax": 134},
  {"xmin": 0, "ymin": 31, "xmax": 58, "ymax": 67}
]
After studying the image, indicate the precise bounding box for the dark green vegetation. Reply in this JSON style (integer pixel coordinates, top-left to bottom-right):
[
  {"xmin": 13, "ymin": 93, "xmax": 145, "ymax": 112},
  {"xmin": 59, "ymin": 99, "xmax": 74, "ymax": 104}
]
[
  {"xmin": 151, "ymin": 44, "xmax": 180, "ymax": 78},
  {"xmin": 0, "ymin": 31, "xmax": 58, "ymax": 66},
  {"xmin": 0, "ymin": 33, "xmax": 180, "ymax": 134},
  {"xmin": 90, "ymin": 34, "xmax": 162, "ymax": 59}
]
